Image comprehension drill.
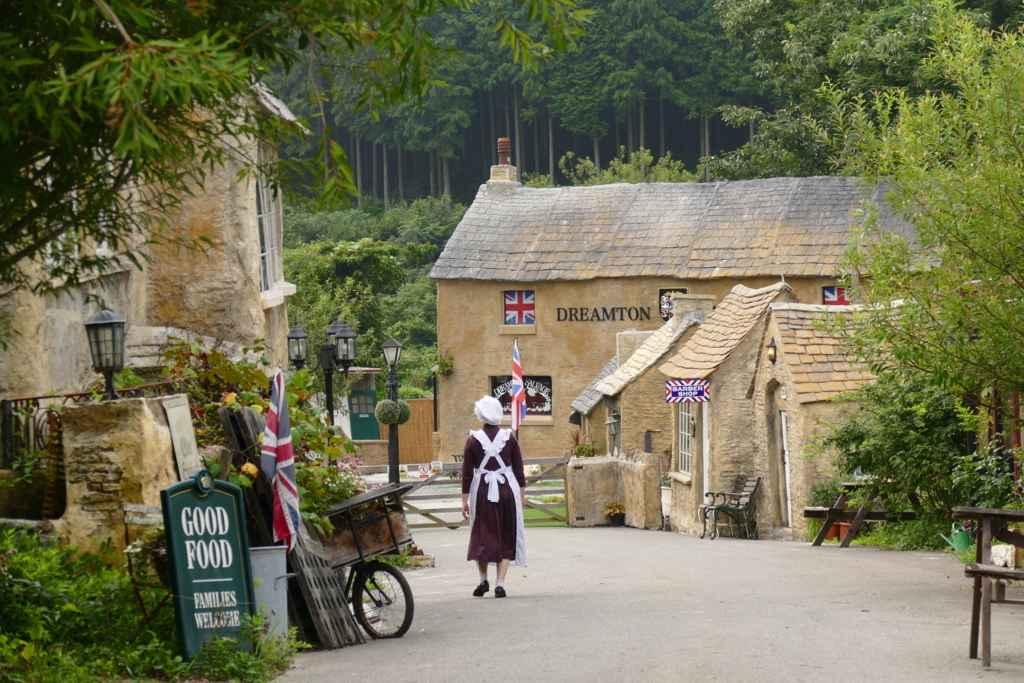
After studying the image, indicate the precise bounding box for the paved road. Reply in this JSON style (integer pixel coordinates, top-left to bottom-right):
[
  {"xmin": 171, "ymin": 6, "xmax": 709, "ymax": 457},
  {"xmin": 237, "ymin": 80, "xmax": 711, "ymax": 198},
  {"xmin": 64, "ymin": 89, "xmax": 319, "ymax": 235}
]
[{"xmin": 281, "ymin": 527, "xmax": 1024, "ymax": 683}]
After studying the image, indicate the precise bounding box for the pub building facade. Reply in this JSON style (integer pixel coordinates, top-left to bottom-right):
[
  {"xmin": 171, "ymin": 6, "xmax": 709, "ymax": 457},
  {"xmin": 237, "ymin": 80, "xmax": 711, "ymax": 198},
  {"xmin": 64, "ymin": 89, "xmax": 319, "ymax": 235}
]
[{"xmin": 429, "ymin": 156, "xmax": 914, "ymax": 461}]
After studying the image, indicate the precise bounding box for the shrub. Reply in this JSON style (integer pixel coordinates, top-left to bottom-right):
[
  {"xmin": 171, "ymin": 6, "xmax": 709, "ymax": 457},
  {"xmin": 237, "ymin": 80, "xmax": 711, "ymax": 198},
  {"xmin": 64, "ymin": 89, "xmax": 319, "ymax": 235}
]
[
  {"xmin": 0, "ymin": 527, "xmax": 305, "ymax": 682},
  {"xmin": 375, "ymin": 399, "xmax": 401, "ymax": 424},
  {"xmin": 396, "ymin": 400, "xmax": 412, "ymax": 425}
]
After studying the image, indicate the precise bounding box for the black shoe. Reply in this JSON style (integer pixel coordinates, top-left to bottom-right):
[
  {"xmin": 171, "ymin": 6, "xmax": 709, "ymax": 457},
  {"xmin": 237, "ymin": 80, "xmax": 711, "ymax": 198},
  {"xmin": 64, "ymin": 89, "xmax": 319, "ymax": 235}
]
[
  {"xmin": 494, "ymin": 586, "xmax": 506, "ymax": 598},
  {"xmin": 473, "ymin": 580, "xmax": 489, "ymax": 597}
]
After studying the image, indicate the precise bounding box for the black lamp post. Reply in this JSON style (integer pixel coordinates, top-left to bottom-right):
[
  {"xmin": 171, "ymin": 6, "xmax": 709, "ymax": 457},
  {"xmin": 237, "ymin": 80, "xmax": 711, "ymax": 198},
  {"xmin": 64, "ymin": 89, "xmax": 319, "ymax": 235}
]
[
  {"xmin": 287, "ymin": 318, "xmax": 357, "ymax": 427},
  {"xmin": 84, "ymin": 303, "xmax": 126, "ymax": 401},
  {"xmin": 382, "ymin": 338, "xmax": 403, "ymax": 484}
]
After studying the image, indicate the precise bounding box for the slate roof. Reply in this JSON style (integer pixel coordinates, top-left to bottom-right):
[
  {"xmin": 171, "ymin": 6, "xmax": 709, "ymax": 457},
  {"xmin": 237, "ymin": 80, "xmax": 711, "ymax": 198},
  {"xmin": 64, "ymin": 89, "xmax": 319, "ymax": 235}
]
[
  {"xmin": 430, "ymin": 176, "xmax": 913, "ymax": 282},
  {"xmin": 770, "ymin": 303, "xmax": 875, "ymax": 403},
  {"xmin": 595, "ymin": 312, "xmax": 703, "ymax": 397},
  {"xmin": 658, "ymin": 283, "xmax": 794, "ymax": 379},
  {"xmin": 570, "ymin": 356, "xmax": 618, "ymax": 415}
]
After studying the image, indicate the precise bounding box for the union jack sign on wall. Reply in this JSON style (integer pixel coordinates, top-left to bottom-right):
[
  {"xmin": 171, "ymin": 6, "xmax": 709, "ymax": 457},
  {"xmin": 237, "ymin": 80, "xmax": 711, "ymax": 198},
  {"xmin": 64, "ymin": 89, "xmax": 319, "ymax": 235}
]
[
  {"xmin": 504, "ymin": 291, "xmax": 536, "ymax": 324},
  {"xmin": 822, "ymin": 286, "xmax": 851, "ymax": 305},
  {"xmin": 665, "ymin": 379, "xmax": 710, "ymax": 403}
]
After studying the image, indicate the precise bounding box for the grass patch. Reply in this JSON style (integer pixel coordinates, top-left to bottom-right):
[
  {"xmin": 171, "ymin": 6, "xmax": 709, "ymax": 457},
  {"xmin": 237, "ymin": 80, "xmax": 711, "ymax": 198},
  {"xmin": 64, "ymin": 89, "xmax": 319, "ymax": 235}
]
[
  {"xmin": 523, "ymin": 507, "xmax": 566, "ymax": 527},
  {"xmin": 848, "ymin": 515, "xmax": 952, "ymax": 551}
]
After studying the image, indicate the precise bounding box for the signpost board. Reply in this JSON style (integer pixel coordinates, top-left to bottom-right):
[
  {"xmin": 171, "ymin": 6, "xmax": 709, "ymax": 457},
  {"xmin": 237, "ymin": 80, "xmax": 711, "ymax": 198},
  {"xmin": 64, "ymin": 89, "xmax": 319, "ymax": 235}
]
[
  {"xmin": 162, "ymin": 395, "xmax": 204, "ymax": 481},
  {"xmin": 665, "ymin": 379, "xmax": 710, "ymax": 403},
  {"xmin": 161, "ymin": 470, "xmax": 255, "ymax": 659}
]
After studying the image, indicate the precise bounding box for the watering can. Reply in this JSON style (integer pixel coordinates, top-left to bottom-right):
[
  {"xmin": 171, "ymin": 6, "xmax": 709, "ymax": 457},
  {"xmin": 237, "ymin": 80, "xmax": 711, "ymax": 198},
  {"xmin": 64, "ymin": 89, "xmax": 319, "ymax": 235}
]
[{"xmin": 940, "ymin": 522, "xmax": 971, "ymax": 552}]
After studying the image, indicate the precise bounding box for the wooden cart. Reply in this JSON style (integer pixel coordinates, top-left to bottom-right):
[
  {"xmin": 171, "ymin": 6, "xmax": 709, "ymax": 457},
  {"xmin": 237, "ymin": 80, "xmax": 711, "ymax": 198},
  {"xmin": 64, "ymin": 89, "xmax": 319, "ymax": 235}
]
[{"xmin": 319, "ymin": 483, "xmax": 415, "ymax": 638}]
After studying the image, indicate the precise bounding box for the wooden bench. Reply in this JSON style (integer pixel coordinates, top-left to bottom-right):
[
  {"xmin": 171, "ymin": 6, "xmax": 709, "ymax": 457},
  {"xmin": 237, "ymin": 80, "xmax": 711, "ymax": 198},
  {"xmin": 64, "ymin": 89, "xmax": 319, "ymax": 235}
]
[
  {"xmin": 804, "ymin": 483, "xmax": 916, "ymax": 547},
  {"xmin": 699, "ymin": 474, "xmax": 760, "ymax": 540},
  {"xmin": 953, "ymin": 506, "xmax": 1024, "ymax": 667}
]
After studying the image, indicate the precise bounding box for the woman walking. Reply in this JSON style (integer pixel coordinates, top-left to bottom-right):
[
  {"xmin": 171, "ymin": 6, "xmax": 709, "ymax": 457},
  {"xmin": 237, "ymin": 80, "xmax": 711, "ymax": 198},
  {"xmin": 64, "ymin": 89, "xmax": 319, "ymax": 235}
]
[{"xmin": 461, "ymin": 396, "xmax": 527, "ymax": 598}]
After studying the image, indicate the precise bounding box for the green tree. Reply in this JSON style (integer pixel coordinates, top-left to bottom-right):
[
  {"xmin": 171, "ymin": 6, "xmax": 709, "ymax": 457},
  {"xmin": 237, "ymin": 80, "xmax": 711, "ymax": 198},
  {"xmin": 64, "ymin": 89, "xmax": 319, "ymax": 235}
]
[
  {"xmin": 821, "ymin": 373, "xmax": 976, "ymax": 516},
  {"xmin": 558, "ymin": 146, "xmax": 697, "ymax": 184},
  {"xmin": 706, "ymin": 0, "xmax": 1024, "ymax": 179},
  {"xmin": 2, "ymin": 0, "xmax": 586, "ymax": 295},
  {"xmin": 821, "ymin": 0, "xmax": 1024, "ymax": 395}
]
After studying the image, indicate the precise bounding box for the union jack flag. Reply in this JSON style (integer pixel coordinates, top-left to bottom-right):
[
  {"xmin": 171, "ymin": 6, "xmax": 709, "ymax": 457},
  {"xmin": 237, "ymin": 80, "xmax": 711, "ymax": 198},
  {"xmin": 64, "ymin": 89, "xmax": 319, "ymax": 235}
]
[
  {"xmin": 260, "ymin": 369, "xmax": 301, "ymax": 551},
  {"xmin": 823, "ymin": 286, "xmax": 851, "ymax": 306},
  {"xmin": 510, "ymin": 339, "xmax": 527, "ymax": 430},
  {"xmin": 504, "ymin": 291, "xmax": 536, "ymax": 324}
]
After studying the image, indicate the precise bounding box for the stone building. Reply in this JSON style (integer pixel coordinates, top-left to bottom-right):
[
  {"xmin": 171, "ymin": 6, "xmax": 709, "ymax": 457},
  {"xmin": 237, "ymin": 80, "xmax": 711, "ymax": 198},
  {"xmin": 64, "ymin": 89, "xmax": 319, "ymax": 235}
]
[
  {"xmin": 750, "ymin": 302, "xmax": 875, "ymax": 538},
  {"xmin": 430, "ymin": 163, "xmax": 912, "ymax": 461},
  {"xmin": 0, "ymin": 84, "xmax": 297, "ymax": 400},
  {"xmin": 580, "ymin": 293, "xmax": 713, "ymax": 465},
  {"xmin": 657, "ymin": 282, "xmax": 797, "ymax": 535}
]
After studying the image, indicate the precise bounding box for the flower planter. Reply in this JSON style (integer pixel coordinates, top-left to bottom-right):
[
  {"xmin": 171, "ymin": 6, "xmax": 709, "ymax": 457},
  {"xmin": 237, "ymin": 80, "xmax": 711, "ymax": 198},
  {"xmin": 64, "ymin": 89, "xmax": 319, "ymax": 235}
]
[
  {"xmin": 610, "ymin": 513, "xmax": 625, "ymax": 527},
  {"xmin": 824, "ymin": 524, "xmax": 840, "ymax": 541},
  {"xmin": 835, "ymin": 522, "xmax": 852, "ymax": 542},
  {"xmin": 320, "ymin": 485, "xmax": 413, "ymax": 568}
]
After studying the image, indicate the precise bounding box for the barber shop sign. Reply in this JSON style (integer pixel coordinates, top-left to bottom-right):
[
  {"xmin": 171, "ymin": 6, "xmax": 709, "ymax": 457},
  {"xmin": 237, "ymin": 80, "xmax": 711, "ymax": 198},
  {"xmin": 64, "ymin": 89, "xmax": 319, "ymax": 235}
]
[
  {"xmin": 665, "ymin": 379, "xmax": 710, "ymax": 403},
  {"xmin": 161, "ymin": 470, "xmax": 255, "ymax": 658}
]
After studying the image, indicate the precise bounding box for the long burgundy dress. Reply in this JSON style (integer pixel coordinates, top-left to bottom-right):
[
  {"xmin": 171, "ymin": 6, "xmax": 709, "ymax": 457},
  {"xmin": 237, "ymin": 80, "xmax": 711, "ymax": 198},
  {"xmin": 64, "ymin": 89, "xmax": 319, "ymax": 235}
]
[{"xmin": 462, "ymin": 424, "xmax": 526, "ymax": 563}]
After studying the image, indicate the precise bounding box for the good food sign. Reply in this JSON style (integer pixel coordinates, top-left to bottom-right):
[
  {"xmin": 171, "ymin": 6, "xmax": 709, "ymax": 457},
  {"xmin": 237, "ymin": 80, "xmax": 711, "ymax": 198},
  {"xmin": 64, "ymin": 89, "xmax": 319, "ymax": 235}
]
[
  {"xmin": 161, "ymin": 470, "xmax": 255, "ymax": 659},
  {"xmin": 665, "ymin": 379, "xmax": 710, "ymax": 403}
]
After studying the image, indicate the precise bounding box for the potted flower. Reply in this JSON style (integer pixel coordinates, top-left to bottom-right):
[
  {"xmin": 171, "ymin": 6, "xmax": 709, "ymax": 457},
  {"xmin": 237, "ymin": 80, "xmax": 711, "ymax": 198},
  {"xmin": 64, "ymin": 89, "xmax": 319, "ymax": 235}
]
[{"xmin": 603, "ymin": 501, "xmax": 626, "ymax": 527}]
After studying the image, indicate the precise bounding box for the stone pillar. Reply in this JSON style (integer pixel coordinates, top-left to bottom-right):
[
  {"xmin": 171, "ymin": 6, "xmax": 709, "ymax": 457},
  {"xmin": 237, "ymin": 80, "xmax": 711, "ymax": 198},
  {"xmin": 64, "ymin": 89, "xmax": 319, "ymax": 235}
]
[
  {"xmin": 54, "ymin": 397, "xmax": 178, "ymax": 554},
  {"xmin": 620, "ymin": 450, "xmax": 663, "ymax": 530},
  {"xmin": 565, "ymin": 455, "xmax": 621, "ymax": 527}
]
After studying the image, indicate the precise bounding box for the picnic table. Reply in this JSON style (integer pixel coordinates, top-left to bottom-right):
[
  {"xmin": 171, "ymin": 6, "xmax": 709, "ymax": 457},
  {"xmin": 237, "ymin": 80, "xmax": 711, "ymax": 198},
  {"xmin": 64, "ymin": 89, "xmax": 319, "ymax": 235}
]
[
  {"xmin": 803, "ymin": 482, "xmax": 915, "ymax": 547},
  {"xmin": 952, "ymin": 506, "xmax": 1024, "ymax": 666}
]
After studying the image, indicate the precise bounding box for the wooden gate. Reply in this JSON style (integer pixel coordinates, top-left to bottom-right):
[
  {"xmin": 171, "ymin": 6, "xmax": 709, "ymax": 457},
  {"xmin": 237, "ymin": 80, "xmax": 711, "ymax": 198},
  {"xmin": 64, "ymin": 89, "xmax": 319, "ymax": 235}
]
[
  {"xmin": 395, "ymin": 457, "xmax": 566, "ymax": 529},
  {"xmin": 398, "ymin": 398, "xmax": 434, "ymax": 464}
]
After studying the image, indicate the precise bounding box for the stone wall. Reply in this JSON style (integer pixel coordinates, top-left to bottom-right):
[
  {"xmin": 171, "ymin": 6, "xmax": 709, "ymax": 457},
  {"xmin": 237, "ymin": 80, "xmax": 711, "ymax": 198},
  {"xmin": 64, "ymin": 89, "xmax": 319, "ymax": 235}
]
[
  {"xmin": 354, "ymin": 440, "xmax": 389, "ymax": 466},
  {"xmin": 0, "ymin": 271, "xmax": 142, "ymax": 399},
  {"xmin": 619, "ymin": 450, "xmax": 663, "ymax": 530},
  {"xmin": 53, "ymin": 397, "xmax": 179, "ymax": 554},
  {"xmin": 751, "ymin": 322, "xmax": 846, "ymax": 539},
  {"xmin": 436, "ymin": 274, "xmax": 838, "ymax": 462},
  {"xmin": 144, "ymin": 147, "xmax": 290, "ymax": 368}
]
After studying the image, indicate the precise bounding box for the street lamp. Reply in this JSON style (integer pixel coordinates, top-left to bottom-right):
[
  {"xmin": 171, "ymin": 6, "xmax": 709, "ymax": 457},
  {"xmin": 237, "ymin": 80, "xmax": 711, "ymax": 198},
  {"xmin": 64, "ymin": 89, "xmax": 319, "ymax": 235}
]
[
  {"xmin": 84, "ymin": 302, "xmax": 126, "ymax": 401},
  {"xmin": 383, "ymin": 338, "xmax": 403, "ymax": 483},
  {"xmin": 286, "ymin": 322, "xmax": 308, "ymax": 369},
  {"xmin": 288, "ymin": 318, "xmax": 358, "ymax": 427}
]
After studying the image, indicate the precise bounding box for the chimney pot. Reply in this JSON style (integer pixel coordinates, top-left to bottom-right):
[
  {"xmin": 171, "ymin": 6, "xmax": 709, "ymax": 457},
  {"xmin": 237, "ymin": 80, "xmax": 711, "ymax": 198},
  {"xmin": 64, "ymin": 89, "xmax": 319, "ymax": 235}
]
[{"xmin": 497, "ymin": 138, "xmax": 511, "ymax": 166}]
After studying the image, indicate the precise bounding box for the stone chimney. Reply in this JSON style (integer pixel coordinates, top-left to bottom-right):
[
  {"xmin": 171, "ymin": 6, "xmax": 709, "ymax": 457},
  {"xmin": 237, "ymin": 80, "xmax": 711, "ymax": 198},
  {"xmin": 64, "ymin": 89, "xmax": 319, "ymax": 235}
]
[
  {"xmin": 487, "ymin": 138, "xmax": 520, "ymax": 196},
  {"xmin": 671, "ymin": 293, "xmax": 715, "ymax": 324}
]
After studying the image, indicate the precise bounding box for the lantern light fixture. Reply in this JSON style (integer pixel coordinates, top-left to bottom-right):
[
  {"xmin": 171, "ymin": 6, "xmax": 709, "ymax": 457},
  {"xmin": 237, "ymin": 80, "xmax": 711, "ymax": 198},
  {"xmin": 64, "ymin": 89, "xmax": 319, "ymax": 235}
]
[
  {"xmin": 286, "ymin": 322, "xmax": 308, "ymax": 369},
  {"xmin": 382, "ymin": 337, "xmax": 403, "ymax": 368},
  {"xmin": 766, "ymin": 337, "xmax": 778, "ymax": 364},
  {"xmin": 333, "ymin": 321, "xmax": 357, "ymax": 369},
  {"xmin": 605, "ymin": 413, "xmax": 620, "ymax": 436},
  {"xmin": 84, "ymin": 302, "xmax": 126, "ymax": 401}
]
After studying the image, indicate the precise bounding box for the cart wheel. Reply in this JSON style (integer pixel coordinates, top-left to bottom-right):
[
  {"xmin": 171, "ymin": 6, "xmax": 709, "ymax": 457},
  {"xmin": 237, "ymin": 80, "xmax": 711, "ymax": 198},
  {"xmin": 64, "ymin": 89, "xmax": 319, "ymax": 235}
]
[{"xmin": 352, "ymin": 560, "xmax": 414, "ymax": 638}]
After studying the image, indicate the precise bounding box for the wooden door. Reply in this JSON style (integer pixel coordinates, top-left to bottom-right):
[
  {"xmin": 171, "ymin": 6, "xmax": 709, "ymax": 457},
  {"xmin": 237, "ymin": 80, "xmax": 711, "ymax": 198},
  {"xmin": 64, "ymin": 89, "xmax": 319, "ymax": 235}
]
[{"xmin": 348, "ymin": 391, "xmax": 380, "ymax": 441}]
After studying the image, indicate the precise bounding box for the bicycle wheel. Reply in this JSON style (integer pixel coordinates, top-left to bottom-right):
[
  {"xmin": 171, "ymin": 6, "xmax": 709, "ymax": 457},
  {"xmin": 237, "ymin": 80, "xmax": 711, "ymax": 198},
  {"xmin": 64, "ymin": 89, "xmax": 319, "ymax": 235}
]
[{"xmin": 351, "ymin": 560, "xmax": 414, "ymax": 638}]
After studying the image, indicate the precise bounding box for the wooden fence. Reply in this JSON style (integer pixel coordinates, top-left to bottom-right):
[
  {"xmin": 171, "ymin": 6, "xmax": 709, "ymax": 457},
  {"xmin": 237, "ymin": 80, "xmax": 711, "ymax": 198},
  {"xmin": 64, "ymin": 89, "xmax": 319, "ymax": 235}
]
[
  {"xmin": 397, "ymin": 398, "xmax": 434, "ymax": 464},
  {"xmin": 389, "ymin": 457, "xmax": 566, "ymax": 529}
]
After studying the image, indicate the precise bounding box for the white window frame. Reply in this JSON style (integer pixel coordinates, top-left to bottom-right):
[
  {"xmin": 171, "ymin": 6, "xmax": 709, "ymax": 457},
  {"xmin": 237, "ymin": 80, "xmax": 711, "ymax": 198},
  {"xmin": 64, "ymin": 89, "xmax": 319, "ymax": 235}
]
[
  {"xmin": 256, "ymin": 174, "xmax": 278, "ymax": 293},
  {"xmin": 678, "ymin": 402, "xmax": 694, "ymax": 475}
]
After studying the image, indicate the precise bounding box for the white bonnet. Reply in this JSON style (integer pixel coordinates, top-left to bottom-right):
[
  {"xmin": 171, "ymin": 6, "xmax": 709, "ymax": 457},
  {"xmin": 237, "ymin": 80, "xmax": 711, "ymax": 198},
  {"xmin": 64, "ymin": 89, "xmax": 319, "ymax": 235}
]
[{"xmin": 474, "ymin": 395, "xmax": 504, "ymax": 425}]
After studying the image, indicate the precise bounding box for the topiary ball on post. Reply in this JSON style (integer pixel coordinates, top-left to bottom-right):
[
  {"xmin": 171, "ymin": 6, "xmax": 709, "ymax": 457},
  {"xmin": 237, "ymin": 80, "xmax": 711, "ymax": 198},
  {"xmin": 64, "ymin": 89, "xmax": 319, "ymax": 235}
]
[
  {"xmin": 397, "ymin": 400, "xmax": 412, "ymax": 425},
  {"xmin": 375, "ymin": 399, "xmax": 401, "ymax": 425}
]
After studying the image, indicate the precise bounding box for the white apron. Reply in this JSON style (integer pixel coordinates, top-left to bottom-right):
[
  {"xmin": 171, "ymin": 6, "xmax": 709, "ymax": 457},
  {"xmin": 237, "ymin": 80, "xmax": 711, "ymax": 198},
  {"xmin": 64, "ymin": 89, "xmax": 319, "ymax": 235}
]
[{"xmin": 468, "ymin": 429, "xmax": 527, "ymax": 566}]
